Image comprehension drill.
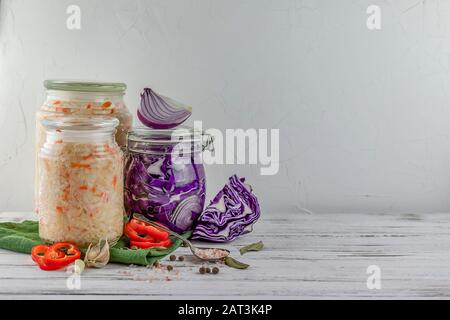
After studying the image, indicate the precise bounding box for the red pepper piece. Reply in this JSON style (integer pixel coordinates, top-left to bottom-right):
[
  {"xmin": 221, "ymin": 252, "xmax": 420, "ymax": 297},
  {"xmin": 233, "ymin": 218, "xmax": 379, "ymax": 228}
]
[
  {"xmin": 128, "ymin": 218, "xmax": 169, "ymax": 241},
  {"xmin": 44, "ymin": 242, "xmax": 81, "ymax": 269},
  {"xmin": 130, "ymin": 239, "xmax": 172, "ymax": 249},
  {"xmin": 124, "ymin": 224, "xmax": 155, "ymax": 242},
  {"xmin": 31, "ymin": 244, "xmax": 63, "ymax": 271}
]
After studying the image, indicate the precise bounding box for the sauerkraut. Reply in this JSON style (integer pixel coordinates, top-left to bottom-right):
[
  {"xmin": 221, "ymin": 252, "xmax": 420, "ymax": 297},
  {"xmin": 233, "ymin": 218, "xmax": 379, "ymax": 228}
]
[
  {"xmin": 37, "ymin": 98, "xmax": 132, "ymax": 150},
  {"xmin": 38, "ymin": 132, "xmax": 124, "ymax": 247},
  {"xmin": 35, "ymin": 96, "xmax": 132, "ymax": 213}
]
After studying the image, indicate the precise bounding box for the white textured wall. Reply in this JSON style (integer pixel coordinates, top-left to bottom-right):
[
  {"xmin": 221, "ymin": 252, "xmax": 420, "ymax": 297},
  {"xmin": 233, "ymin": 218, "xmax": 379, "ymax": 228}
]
[{"xmin": 2, "ymin": 0, "xmax": 450, "ymax": 213}]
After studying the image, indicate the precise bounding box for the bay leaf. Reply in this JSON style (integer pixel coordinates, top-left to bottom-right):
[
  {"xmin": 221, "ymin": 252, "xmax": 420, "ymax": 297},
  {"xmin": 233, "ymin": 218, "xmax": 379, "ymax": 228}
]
[
  {"xmin": 225, "ymin": 256, "xmax": 249, "ymax": 269},
  {"xmin": 240, "ymin": 241, "xmax": 264, "ymax": 255}
]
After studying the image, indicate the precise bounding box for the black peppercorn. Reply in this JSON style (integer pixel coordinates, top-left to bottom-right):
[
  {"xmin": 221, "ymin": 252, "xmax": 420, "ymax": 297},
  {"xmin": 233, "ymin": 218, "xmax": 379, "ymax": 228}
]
[
  {"xmin": 167, "ymin": 265, "xmax": 173, "ymax": 271},
  {"xmin": 178, "ymin": 256, "xmax": 185, "ymax": 261},
  {"xmin": 212, "ymin": 267, "xmax": 219, "ymax": 274},
  {"xmin": 199, "ymin": 266, "xmax": 206, "ymax": 274},
  {"xmin": 205, "ymin": 267, "xmax": 211, "ymax": 274},
  {"xmin": 169, "ymin": 255, "xmax": 176, "ymax": 261}
]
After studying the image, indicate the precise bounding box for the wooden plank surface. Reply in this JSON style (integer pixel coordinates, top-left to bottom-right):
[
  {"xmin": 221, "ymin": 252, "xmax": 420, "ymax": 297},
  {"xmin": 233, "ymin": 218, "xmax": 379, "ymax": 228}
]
[{"xmin": 1, "ymin": 211, "xmax": 450, "ymax": 299}]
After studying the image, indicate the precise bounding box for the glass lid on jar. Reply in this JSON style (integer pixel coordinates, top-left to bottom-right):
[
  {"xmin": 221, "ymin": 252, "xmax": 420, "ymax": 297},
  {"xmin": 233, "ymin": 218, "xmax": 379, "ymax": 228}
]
[
  {"xmin": 127, "ymin": 126, "xmax": 214, "ymax": 154},
  {"xmin": 44, "ymin": 80, "xmax": 126, "ymax": 93},
  {"xmin": 41, "ymin": 116, "xmax": 119, "ymax": 133}
]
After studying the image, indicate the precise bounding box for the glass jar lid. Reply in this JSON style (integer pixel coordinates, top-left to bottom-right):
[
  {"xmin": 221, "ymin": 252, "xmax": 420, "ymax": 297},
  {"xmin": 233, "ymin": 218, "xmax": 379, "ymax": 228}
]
[
  {"xmin": 127, "ymin": 126, "xmax": 214, "ymax": 154},
  {"xmin": 44, "ymin": 80, "xmax": 126, "ymax": 93},
  {"xmin": 41, "ymin": 116, "xmax": 119, "ymax": 133},
  {"xmin": 41, "ymin": 116, "xmax": 119, "ymax": 143}
]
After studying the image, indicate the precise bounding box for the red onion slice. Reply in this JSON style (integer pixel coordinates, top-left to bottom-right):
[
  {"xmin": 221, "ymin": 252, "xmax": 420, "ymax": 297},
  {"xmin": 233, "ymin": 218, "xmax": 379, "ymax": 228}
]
[{"xmin": 138, "ymin": 88, "xmax": 192, "ymax": 129}]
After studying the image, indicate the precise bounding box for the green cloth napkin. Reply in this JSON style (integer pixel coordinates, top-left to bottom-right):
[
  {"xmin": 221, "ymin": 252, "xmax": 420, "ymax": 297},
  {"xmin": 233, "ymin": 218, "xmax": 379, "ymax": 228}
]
[{"xmin": 0, "ymin": 220, "xmax": 191, "ymax": 266}]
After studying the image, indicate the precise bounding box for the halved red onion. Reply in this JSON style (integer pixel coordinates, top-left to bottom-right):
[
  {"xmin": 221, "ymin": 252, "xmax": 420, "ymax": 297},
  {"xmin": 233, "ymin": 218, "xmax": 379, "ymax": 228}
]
[{"xmin": 138, "ymin": 88, "xmax": 192, "ymax": 129}]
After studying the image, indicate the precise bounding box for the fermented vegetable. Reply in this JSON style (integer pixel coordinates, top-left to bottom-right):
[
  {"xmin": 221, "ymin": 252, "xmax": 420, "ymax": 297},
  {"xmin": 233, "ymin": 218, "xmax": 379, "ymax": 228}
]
[
  {"xmin": 124, "ymin": 151, "xmax": 206, "ymax": 232},
  {"xmin": 124, "ymin": 127, "xmax": 209, "ymax": 233},
  {"xmin": 38, "ymin": 117, "xmax": 125, "ymax": 247},
  {"xmin": 192, "ymin": 175, "xmax": 261, "ymax": 242}
]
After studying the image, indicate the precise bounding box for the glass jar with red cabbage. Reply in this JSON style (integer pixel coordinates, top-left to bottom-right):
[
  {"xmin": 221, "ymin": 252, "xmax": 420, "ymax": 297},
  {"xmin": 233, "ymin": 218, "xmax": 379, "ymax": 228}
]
[{"xmin": 124, "ymin": 126, "xmax": 213, "ymax": 233}]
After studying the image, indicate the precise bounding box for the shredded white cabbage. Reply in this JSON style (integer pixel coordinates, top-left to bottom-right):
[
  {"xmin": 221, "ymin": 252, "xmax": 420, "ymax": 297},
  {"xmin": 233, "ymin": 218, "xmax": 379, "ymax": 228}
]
[
  {"xmin": 35, "ymin": 98, "xmax": 131, "ymax": 216},
  {"xmin": 38, "ymin": 139, "xmax": 124, "ymax": 247}
]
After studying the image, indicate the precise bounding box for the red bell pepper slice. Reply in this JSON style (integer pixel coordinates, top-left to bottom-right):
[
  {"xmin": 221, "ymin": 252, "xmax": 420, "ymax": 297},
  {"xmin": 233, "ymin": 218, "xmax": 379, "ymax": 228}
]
[
  {"xmin": 130, "ymin": 239, "xmax": 172, "ymax": 249},
  {"xmin": 31, "ymin": 244, "xmax": 63, "ymax": 271},
  {"xmin": 128, "ymin": 218, "xmax": 169, "ymax": 241},
  {"xmin": 124, "ymin": 224, "xmax": 155, "ymax": 242},
  {"xmin": 44, "ymin": 242, "xmax": 81, "ymax": 269}
]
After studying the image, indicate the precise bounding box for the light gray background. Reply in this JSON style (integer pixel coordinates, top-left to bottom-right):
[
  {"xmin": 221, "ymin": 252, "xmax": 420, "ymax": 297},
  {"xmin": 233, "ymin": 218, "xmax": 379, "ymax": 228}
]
[{"xmin": 1, "ymin": 0, "xmax": 450, "ymax": 214}]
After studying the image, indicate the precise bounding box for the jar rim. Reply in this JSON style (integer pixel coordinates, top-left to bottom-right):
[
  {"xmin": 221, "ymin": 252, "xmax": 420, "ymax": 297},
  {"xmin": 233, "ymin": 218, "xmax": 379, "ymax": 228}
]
[
  {"xmin": 41, "ymin": 116, "xmax": 119, "ymax": 132},
  {"xmin": 44, "ymin": 80, "xmax": 127, "ymax": 93},
  {"xmin": 128, "ymin": 126, "xmax": 205, "ymax": 144},
  {"xmin": 127, "ymin": 126, "xmax": 214, "ymax": 154}
]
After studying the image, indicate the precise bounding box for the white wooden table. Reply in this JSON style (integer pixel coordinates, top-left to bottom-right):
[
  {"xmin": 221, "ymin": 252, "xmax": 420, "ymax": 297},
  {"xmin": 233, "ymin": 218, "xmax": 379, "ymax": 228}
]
[{"xmin": 1, "ymin": 211, "xmax": 450, "ymax": 299}]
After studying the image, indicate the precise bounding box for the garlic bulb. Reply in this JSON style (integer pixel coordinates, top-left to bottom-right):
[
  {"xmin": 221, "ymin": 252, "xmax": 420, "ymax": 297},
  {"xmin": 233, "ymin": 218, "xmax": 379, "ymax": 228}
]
[{"xmin": 84, "ymin": 240, "xmax": 110, "ymax": 268}]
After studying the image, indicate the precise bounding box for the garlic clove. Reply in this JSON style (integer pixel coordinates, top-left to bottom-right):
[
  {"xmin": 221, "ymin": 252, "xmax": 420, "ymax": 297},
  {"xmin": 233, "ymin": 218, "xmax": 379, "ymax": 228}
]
[
  {"xmin": 74, "ymin": 259, "xmax": 85, "ymax": 274},
  {"xmin": 84, "ymin": 239, "xmax": 110, "ymax": 268}
]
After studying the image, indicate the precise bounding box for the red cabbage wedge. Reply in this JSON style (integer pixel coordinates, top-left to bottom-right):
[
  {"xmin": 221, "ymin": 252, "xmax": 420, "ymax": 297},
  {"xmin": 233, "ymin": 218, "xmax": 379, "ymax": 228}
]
[
  {"xmin": 192, "ymin": 175, "xmax": 261, "ymax": 242},
  {"xmin": 138, "ymin": 88, "xmax": 192, "ymax": 129}
]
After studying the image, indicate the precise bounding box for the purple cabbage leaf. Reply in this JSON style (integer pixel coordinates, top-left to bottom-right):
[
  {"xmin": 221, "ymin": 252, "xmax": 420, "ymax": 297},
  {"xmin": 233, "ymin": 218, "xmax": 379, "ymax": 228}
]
[{"xmin": 192, "ymin": 175, "xmax": 261, "ymax": 242}]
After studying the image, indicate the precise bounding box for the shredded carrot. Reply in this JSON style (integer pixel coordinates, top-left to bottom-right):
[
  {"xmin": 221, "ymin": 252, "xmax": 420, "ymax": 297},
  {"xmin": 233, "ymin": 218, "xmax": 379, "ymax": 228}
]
[
  {"xmin": 79, "ymin": 185, "xmax": 89, "ymax": 190},
  {"xmin": 62, "ymin": 186, "xmax": 70, "ymax": 201},
  {"xmin": 70, "ymin": 163, "xmax": 91, "ymax": 169},
  {"xmin": 96, "ymin": 191, "xmax": 106, "ymax": 198},
  {"xmin": 104, "ymin": 144, "xmax": 116, "ymax": 155},
  {"xmin": 56, "ymin": 206, "xmax": 64, "ymax": 214},
  {"xmin": 56, "ymin": 129, "xmax": 62, "ymax": 133},
  {"xmin": 81, "ymin": 153, "xmax": 93, "ymax": 160},
  {"xmin": 54, "ymin": 139, "xmax": 64, "ymax": 144},
  {"xmin": 91, "ymin": 186, "xmax": 97, "ymax": 193},
  {"xmin": 102, "ymin": 101, "xmax": 112, "ymax": 109},
  {"xmin": 110, "ymin": 108, "xmax": 115, "ymax": 114},
  {"xmin": 96, "ymin": 192, "xmax": 109, "ymax": 202},
  {"xmin": 112, "ymin": 175, "xmax": 117, "ymax": 190},
  {"xmin": 53, "ymin": 100, "xmax": 61, "ymax": 105},
  {"xmin": 85, "ymin": 103, "xmax": 92, "ymax": 109},
  {"xmin": 55, "ymin": 106, "xmax": 70, "ymax": 113}
]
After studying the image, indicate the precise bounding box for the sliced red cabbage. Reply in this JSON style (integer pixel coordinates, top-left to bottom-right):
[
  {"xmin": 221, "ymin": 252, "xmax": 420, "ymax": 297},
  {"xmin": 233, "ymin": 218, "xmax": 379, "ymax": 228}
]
[
  {"xmin": 138, "ymin": 88, "xmax": 192, "ymax": 129},
  {"xmin": 170, "ymin": 195, "xmax": 203, "ymax": 231},
  {"xmin": 192, "ymin": 175, "xmax": 261, "ymax": 242},
  {"xmin": 124, "ymin": 150, "xmax": 206, "ymax": 233}
]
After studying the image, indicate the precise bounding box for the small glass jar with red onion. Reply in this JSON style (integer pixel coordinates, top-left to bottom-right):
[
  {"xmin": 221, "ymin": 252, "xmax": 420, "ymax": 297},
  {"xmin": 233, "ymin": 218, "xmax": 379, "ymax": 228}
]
[{"xmin": 124, "ymin": 126, "xmax": 213, "ymax": 233}]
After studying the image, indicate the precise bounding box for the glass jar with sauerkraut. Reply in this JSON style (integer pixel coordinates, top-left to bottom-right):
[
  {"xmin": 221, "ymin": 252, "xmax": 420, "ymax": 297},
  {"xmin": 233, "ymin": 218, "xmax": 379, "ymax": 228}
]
[
  {"xmin": 124, "ymin": 127, "xmax": 213, "ymax": 233},
  {"xmin": 38, "ymin": 117, "xmax": 125, "ymax": 247},
  {"xmin": 35, "ymin": 80, "xmax": 132, "ymax": 213},
  {"xmin": 37, "ymin": 80, "xmax": 132, "ymax": 148}
]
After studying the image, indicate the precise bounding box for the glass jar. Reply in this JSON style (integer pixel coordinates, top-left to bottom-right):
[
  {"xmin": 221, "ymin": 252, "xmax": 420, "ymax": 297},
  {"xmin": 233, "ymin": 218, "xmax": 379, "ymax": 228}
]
[
  {"xmin": 124, "ymin": 126, "xmax": 213, "ymax": 233},
  {"xmin": 37, "ymin": 80, "xmax": 132, "ymax": 148},
  {"xmin": 35, "ymin": 80, "xmax": 132, "ymax": 212},
  {"xmin": 38, "ymin": 116, "xmax": 125, "ymax": 247}
]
